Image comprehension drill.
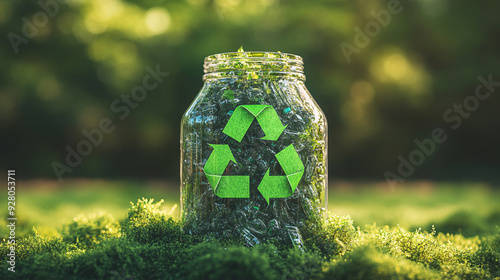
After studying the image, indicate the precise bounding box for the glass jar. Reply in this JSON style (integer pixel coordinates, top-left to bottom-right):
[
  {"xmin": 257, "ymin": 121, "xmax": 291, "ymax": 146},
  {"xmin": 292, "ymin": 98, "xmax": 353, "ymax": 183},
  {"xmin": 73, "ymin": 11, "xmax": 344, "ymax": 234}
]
[{"xmin": 180, "ymin": 51, "xmax": 327, "ymax": 247}]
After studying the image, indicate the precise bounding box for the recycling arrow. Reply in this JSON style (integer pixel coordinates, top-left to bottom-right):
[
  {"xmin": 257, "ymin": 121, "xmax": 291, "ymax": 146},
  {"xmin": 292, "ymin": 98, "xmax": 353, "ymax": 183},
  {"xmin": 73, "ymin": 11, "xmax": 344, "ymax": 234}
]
[
  {"xmin": 222, "ymin": 105, "xmax": 287, "ymax": 142},
  {"xmin": 203, "ymin": 144, "xmax": 249, "ymax": 198},
  {"xmin": 204, "ymin": 105, "xmax": 305, "ymax": 203},
  {"xmin": 257, "ymin": 144, "xmax": 305, "ymax": 204}
]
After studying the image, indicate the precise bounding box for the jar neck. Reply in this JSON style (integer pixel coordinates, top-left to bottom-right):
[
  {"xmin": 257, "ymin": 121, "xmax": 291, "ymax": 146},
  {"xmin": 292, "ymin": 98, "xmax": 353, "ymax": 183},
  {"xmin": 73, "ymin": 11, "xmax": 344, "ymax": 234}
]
[{"xmin": 203, "ymin": 51, "xmax": 305, "ymax": 82}]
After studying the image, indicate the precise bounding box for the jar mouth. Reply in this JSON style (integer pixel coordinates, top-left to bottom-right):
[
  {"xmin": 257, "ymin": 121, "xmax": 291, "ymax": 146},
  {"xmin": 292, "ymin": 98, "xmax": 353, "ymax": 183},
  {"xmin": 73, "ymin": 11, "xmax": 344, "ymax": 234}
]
[{"xmin": 203, "ymin": 51, "xmax": 305, "ymax": 81}]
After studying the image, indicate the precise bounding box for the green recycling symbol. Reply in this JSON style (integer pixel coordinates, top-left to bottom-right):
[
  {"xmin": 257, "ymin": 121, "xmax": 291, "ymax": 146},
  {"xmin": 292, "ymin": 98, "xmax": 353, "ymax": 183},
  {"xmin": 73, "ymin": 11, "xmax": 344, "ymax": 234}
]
[{"xmin": 203, "ymin": 105, "xmax": 305, "ymax": 205}]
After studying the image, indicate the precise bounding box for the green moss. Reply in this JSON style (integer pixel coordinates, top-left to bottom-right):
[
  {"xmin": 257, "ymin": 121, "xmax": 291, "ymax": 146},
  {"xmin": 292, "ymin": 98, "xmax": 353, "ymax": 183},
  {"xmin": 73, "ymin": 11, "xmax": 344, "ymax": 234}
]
[
  {"xmin": 472, "ymin": 228, "xmax": 500, "ymax": 278},
  {"xmin": 366, "ymin": 225, "xmax": 474, "ymax": 268},
  {"xmin": 323, "ymin": 245, "xmax": 442, "ymax": 280},
  {"xmin": 122, "ymin": 198, "xmax": 201, "ymax": 245},
  {"xmin": 181, "ymin": 242, "xmax": 278, "ymax": 280},
  {"xmin": 303, "ymin": 213, "xmax": 358, "ymax": 258},
  {"xmin": 2, "ymin": 198, "xmax": 499, "ymax": 280},
  {"xmin": 63, "ymin": 211, "xmax": 121, "ymax": 249},
  {"xmin": 0, "ymin": 229, "xmax": 77, "ymax": 279},
  {"xmin": 69, "ymin": 238, "xmax": 144, "ymax": 279},
  {"xmin": 269, "ymin": 246, "xmax": 326, "ymax": 280}
]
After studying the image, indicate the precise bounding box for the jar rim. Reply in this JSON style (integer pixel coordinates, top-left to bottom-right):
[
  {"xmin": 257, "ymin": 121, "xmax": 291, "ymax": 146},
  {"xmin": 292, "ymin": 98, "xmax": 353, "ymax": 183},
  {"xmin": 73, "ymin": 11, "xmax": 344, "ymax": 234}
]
[
  {"xmin": 204, "ymin": 51, "xmax": 303, "ymax": 62},
  {"xmin": 203, "ymin": 51, "xmax": 305, "ymax": 81}
]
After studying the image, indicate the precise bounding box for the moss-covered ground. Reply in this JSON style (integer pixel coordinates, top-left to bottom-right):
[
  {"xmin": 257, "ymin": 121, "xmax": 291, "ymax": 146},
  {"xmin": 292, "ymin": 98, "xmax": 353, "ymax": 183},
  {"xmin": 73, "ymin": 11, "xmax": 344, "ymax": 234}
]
[{"xmin": 1, "ymin": 180, "xmax": 499, "ymax": 279}]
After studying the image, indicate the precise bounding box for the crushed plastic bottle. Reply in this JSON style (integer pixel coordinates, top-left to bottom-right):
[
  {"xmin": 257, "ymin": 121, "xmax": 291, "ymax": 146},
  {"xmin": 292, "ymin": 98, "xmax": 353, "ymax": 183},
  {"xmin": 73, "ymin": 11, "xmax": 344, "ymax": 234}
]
[{"xmin": 286, "ymin": 226, "xmax": 306, "ymax": 252}]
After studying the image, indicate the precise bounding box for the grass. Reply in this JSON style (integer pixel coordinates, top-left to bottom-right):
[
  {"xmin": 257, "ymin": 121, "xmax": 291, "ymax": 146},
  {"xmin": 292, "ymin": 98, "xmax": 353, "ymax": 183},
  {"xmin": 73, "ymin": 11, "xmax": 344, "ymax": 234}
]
[{"xmin": 1, "ymin": 180, "xmax": 499, "ymax": 279}]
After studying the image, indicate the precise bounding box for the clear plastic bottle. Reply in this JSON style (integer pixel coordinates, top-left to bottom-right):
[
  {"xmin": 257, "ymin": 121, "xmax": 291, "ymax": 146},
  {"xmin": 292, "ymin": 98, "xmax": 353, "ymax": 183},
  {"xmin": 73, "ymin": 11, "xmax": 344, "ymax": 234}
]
[{"xmin": 180, "ymin": 50, "xmax": 327, "ymax": 247}]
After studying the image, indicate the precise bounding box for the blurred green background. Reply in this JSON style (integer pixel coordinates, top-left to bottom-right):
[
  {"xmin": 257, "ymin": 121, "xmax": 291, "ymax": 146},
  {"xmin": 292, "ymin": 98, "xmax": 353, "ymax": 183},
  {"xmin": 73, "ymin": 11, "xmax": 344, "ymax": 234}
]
[{"xmin": 1, "ymin": 0, "xmax": 500, "ymax": 182}]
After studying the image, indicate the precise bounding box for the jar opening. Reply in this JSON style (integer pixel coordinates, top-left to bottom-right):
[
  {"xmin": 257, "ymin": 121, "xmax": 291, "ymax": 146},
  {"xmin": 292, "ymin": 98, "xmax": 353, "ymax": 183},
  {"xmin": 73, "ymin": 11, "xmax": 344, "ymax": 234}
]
[{"xmin": 203, "ymin": 51, "xmax": 305, "ymax": 81}]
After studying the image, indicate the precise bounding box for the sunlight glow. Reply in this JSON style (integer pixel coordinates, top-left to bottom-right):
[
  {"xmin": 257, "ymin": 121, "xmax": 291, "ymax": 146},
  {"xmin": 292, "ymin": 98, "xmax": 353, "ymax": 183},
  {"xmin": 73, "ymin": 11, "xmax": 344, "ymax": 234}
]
[
  {"xmin": 383, "ymin": 53, "xmax": 409, "ymax": 81},
  {"xmin": 370, "ymin": 48, "xmax": 432, "ymax": 96},
  {"xmin": 145, "ymin": 8, "xmax": 171, "ymax": 35}
]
